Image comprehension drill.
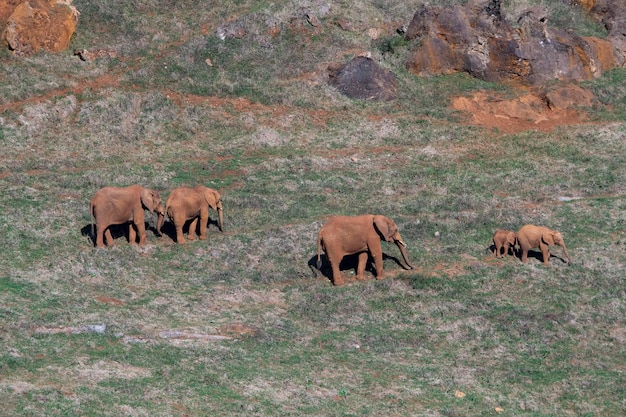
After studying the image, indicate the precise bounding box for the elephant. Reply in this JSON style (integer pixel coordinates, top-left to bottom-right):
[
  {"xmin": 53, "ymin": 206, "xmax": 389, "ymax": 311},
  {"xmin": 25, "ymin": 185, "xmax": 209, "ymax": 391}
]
[
  {"xmin": 89, "ymin": 185, "xmax": 165, "ymax": 248},
  {"xmin": 492, "ymin": 229, "xmax": 516, "ymax": 258},
  {"xmin": 158, "ymin": 186, "xmax": 224, "ymax": 244},
  {"xmin": 517, "ymin": 224, "xmax": 571, "ymax": 265},
  {"xmin": 316, "ymin": 214, "xmax": 415, "ymax": 286}
]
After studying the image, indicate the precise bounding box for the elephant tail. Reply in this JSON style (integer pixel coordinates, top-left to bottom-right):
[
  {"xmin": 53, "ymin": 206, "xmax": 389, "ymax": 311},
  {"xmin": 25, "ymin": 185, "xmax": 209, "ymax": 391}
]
[
  {"xmin": 316, "ymin": 234, "xmax": 323, "ymax": 270},
  {"xmin": 89, "ymin": 200, "xmax": 95, "ymax": 242}
]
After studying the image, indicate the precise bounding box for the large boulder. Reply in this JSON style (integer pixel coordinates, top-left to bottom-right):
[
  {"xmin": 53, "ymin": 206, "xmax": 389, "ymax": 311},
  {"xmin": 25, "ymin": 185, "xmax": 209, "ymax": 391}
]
[
  {"xmin": 2, "ymin": 0, "xmax": 79, "ymax": 55},
  {"xmin": 328, "ymin": 56, "xmax": 397, "ymax": 101},
  {"xmin": 405, "ymin": 0, "xmax": 620, "ymax": 85}
]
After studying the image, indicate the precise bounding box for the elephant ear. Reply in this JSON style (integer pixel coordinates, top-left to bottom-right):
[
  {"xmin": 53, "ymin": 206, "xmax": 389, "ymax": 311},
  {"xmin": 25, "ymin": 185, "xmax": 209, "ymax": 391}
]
[
  {"xmin": 373, "ymin": 215, "xmax": 393, "ymax": 241},
  {"xmin": 203, "ymin": 189, "xmax": 219, "ymax": 209},
  {"xmin": 140, "ymin": 188, "xmax": 155, "ymax": 211},
  {"xmin": 542, "ymin": 231, "xmax": 555, "ymax": 245},
  {"xmin": 507, "ymin": 232, "xmax": 516, "ymax": 245}
]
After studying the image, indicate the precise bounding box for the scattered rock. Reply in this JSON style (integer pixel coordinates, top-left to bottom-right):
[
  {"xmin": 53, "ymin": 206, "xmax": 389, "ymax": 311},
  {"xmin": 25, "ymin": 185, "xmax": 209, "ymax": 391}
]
[
  {"xmin": 34, "ymin": 324, "xmax": 106, "ymax": 335},
  {"xmin": 543, "ymin": 85, "xmax": 597, "ymax": 110},
  {"xmin": 335, "ymin": 18, "xmax": 354, "ymax": 31},
  {"xmin": 216, "ymin": 21, "xmax": 246, "ymax": 40},
  {"xmin": 2, "ymin": 0, "xmax": 79, "ymax": 56},
  {"xmin": 306, "ymin": 13, "xmax": 320, "ymax": 28},
  {"xmin": 73, "ymin": 48, "xmax": 117, "ymax": 62},
  {"xmin": 328, "ymin": 56, "xmax": 397, "ymax": 101}
]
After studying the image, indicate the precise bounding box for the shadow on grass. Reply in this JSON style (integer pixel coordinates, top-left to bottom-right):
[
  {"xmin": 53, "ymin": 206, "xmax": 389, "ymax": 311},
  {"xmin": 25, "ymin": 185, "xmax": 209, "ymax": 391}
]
[
  {"xmin": 485, "ymin": 245, "xmax": 568, "ymax": 265},
  {"xmin": 307, "ymin": 252, "xmax": 410, "ymax": 285},
  {"xmin": 522, "ymin": 249, "xmax": 570, "ymax": 265},
  {"xmin": 80, "ymin": 222, "xmax": 161, "ymax": 247},
  {"xmin": 487, "ymin": 243, "xmax": 518, "ymax": 258},
  {"xmin": 155, "ymin": 218, "xmax": 221, "ymax": 244}
]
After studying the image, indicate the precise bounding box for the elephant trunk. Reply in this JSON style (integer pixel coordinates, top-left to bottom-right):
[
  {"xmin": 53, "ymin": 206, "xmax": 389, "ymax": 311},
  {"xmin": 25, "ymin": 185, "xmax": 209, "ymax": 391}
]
[
  {"xmin": 217, "ymin": 207, "xmax": 224, "ymax": 232},
  {"xmin": 396, "ymin": 239, "xmax": 415, "ymax": 270},
  {"xmin": 156, "ymin": 211, "xmax": 165, "ymax": 236},
  {"xmin": 560, "ymin": 243, "xmax": 571, "ymax": 264}
]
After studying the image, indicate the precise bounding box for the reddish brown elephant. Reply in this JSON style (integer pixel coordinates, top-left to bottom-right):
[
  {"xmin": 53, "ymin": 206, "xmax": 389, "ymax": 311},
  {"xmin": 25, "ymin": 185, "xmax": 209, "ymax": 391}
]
[
  {"xmin": 517, "ymin": 224, "xmax": 571, "ymax": 265},
  {"xmin": 316, "ymin": 214, "xmax": 414, "ymax": 286},
  {"xmin": 158, "ymin": 186, "xmax": 224, "ymax": 244},
  {"xmin": 492, "ymin": 229, "xmax": 516, "ymax": 258},
  {"xmin": 89, "ymin": 185, "xmax": 164, "ymax": 248}
]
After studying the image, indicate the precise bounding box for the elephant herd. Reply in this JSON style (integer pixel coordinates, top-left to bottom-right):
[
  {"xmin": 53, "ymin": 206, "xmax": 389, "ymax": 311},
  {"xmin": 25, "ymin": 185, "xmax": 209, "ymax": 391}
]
[
  {"xmin": 89, "ymin": 184, "xmax": 571, "ymax": 286},
  {"xmin": 89, "ymin": 184, "xmax": 223, "ymax": 248}
]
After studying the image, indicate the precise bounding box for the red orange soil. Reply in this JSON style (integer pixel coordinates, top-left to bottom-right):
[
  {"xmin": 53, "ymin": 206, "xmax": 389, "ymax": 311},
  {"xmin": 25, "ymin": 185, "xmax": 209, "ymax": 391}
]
[{"xmin": 451, "ymin": 90, "xmax": 590, "ymax": 133}]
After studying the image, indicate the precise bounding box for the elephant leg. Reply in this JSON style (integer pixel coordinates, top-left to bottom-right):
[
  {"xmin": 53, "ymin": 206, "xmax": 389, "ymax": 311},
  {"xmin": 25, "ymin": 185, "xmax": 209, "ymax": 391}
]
[
  {"xmin": 175, "ymin": 221, "xmax": 186, "ymax": 244},
  {"xmin": 198, "ymin": 210, "xmax": 209, "ymax": 240},
  {"xmin": 187, "ymin": 218, "xmax": 198, "ymax": 240},
  {"xmin": 129, "ymin": 224, "xmax": 137, "ymax": 245},
  {"xmin": 502, "ymin": 243, "xmax": 509, "ymax": 258},
  {"xmin": 493, "ymin": 243, "xmax": 499, "ymax": 257},
  {"xmin": 134, "ymin": 222, "xmax": 147, "ymax": 246},
  {"xmin": 356, "ymin": 252, "xmax": 368, "ymax": 281},
  {"xmin": 520, "ymin": 246, "xmax": 529, "ymax": 263},
  {"xmin": 326, "ymin": 252, "xmax": 345, "ymax": 286},
  {"xmin": 96, "ymin": 227, "xmax": 107, "ymax": 248},
  {"xmin": 331, "ymin": 263, "xmax": 345, "ymax": 286},
  {"xmin": 104, "ymin": 229, "xmax": 115, "ymax": 247},
  {"xmin": 540, "ymin": 243, "xmax": 550, "ymax": 265},
  {"xmin": 371, "ymin": 250, "xmax": 384, "ymax": 280}
]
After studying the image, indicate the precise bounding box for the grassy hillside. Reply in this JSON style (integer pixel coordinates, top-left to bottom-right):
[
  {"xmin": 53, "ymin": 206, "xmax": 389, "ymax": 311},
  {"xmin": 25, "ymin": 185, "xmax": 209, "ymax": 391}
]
[{"xmin": 1, "ymin": 0, "xmax": 624, "ymax": 416}]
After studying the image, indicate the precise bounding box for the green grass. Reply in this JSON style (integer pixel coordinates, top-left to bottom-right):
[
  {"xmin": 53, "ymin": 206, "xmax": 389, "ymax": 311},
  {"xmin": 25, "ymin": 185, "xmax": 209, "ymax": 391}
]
[{"xmin": 1, "ymin": 0, "xmax": 625, "ymax": 416}]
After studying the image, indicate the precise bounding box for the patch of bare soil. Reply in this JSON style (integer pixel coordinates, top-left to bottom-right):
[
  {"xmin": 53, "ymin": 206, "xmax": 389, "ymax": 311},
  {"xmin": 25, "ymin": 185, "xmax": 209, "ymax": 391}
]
[{"xmin": 451, "ymin": 91, "xmax": 589, "ymax": 133}]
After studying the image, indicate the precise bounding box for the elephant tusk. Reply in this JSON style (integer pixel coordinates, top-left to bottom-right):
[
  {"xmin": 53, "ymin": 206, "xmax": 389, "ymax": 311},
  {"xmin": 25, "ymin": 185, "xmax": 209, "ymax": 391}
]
[{"xmin": 398, "ymin": 239, "xmax": 407, "ymax": 248}]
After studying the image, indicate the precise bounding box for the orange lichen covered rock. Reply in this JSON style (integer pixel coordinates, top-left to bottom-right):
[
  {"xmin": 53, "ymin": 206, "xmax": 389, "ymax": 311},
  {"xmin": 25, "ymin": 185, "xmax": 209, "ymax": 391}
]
[
  {"xmin": 2, "ymin": 0, "xmax": 79, "ymax": 55},
  {"xmin": 0, "ymin": 0, "xmax": 23, "ymax": 22}
]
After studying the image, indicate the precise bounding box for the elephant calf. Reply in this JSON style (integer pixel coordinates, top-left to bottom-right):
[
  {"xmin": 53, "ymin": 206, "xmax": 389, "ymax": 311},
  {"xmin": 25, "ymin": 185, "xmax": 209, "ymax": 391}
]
[
  {"xmin": 316, "ymin": 214, "xmax": 414, "ymax": 286},
  {"xmin": 492, "ymin": 229, "xmax": 516, "ymax": 258}
]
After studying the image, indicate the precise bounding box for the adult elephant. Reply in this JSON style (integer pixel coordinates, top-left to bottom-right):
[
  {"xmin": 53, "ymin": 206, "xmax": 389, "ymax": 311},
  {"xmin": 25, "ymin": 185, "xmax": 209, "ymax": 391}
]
[
  {"xmin": 316, "ymin": 214, "xmax": 414, "ymax": 286},
  {"xmin": 517, "ymin": 224, "xmax": 571, "ymax": 265},
  {"xmin": 159, "ymin": 186, "xmax": 224, "ymax": 244},
  {"xmin": 89, "ymin": 185, "xmax": 164, "ymax": 248}
]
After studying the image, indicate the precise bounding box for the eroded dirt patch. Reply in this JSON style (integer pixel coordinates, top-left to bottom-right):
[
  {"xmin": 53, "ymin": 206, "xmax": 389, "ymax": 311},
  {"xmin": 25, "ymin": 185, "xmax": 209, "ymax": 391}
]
[{"xmin": 451, "ymin": 91, "xmax": 589, "ymax": 133}]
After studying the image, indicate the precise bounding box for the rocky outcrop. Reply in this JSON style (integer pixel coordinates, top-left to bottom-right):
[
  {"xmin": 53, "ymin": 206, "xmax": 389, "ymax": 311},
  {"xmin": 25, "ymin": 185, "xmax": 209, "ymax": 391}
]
[
  {"xmin": 589, "ymin": 0, "xmax": 626, "ymax": 66},
  {"xmin": 328, "ymin": 56, "xmax": 397, "ymax": 101},
  {"xmin": 405, "ymin": 0, "xmax": 621, "ymax": 85},
  {"xmin": 1, "ymin": 0, "xmax": 79, "ymax": 55}
]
